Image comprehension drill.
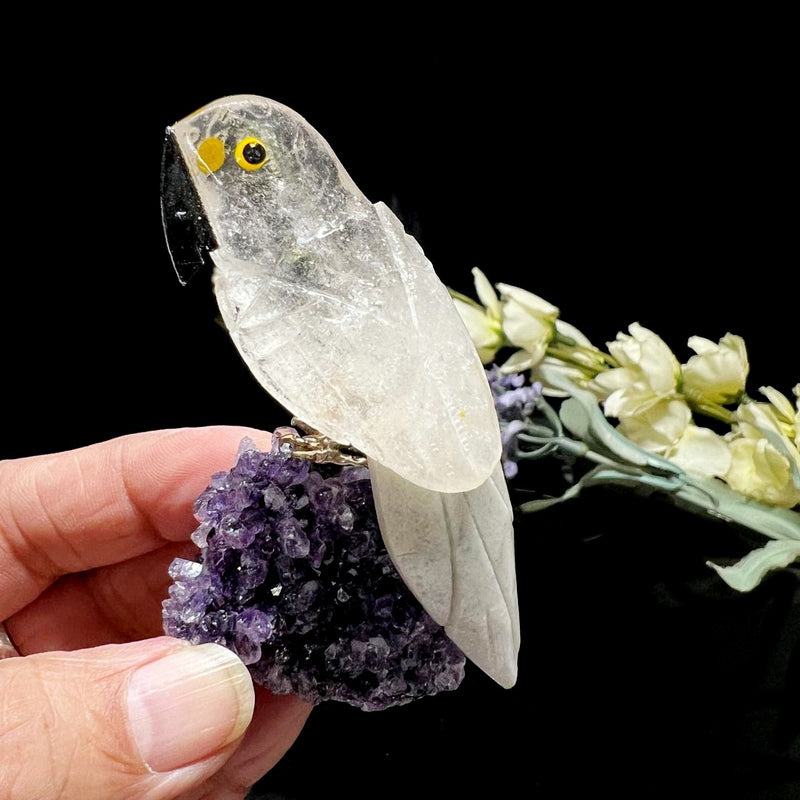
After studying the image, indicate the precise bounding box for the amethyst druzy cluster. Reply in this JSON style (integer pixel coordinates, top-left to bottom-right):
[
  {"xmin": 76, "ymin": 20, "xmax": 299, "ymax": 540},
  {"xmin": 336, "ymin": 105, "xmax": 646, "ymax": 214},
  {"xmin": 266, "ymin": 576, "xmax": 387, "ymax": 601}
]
[{"xmin": 162, "ymin": 433, "xmax": 465, "ymax": 711}]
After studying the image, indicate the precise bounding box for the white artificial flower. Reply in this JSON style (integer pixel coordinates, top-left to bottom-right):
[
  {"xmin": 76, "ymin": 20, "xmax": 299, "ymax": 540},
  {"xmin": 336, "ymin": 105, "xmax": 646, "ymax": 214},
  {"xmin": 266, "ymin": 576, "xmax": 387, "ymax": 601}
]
[
  {"xmin": 725, "ymin": 436, "xmax": 800, "ymax": 509},
  {"xmin": 495, "ymin": 282, "xmax": 559, "ymax": 370},
  {"xmin": 451, "ymin": 267, "xmax": 504, "ymax": 364},
  {"xmin": 753, "ymin": 385, "xmax": 799, "ymax": 444},
  {"xmin": 736, "ymin": 386, "xmax": 800, "ymax": 468},
  {"xmin": 617, "ymin": 398, "xmax": 690, "ymax": 454},
  {"xmin": 682, "ymin": 333, "xmax": 749, "ymax": 406},
  {"xmin": 618, "ymin": 398, "xmax": 731, "ymax": 478},
  {"xmin": 725, "ymin": 385, "xmax": 800, "ymax": 509},
  {"xmin": 590, "ymin": 322, "xmax": 681, "ymax": 419}
]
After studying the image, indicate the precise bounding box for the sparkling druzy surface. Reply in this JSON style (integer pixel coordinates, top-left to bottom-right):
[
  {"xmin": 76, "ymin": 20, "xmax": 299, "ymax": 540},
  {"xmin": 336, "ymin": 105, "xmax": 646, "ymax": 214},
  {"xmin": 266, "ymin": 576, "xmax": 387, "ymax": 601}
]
[{"xmin": 162, "ymin": 436, "xmax": 466, "ymax": 711}]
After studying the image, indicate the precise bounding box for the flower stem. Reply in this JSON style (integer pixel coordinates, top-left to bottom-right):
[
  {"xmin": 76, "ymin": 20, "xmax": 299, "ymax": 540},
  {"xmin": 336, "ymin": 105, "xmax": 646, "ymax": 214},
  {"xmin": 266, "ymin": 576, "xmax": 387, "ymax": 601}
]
[
  {"xmin": 687, "ymin": 400, "xmax": 737, "ymax": 426},
  {"xmin": 673, "ymin": 475, "xmax": 800, "ymax": 542}
]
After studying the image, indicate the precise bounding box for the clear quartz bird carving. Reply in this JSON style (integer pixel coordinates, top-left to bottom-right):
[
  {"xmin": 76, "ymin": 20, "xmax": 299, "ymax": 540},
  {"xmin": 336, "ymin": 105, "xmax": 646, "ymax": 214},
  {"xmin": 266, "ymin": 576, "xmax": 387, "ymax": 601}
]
[{"xmin": 161, "ymin": 95, "xmax": 520, "ymax": 687}]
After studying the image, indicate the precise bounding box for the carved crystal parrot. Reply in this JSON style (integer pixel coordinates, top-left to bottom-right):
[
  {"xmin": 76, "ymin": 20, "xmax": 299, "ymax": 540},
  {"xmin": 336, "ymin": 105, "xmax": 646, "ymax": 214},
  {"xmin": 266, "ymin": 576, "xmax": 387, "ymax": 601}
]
[{"xmin": 160, "ymin": 95, "xmax": 520, "ymax": 687}]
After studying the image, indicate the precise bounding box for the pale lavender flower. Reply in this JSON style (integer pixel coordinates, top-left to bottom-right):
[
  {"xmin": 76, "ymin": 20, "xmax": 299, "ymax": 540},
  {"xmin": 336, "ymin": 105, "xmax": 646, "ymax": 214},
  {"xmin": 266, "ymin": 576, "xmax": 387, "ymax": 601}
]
[{"xmin": 487, "ymin": 367, "xmax": 543, "ymax": 477}]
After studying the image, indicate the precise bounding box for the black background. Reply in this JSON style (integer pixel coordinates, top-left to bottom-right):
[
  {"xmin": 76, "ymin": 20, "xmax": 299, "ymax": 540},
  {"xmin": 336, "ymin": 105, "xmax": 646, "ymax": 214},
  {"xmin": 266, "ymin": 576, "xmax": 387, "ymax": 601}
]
[{"xmin": 3, "ymin": 18, "xmax": 797, "ymax": 800}]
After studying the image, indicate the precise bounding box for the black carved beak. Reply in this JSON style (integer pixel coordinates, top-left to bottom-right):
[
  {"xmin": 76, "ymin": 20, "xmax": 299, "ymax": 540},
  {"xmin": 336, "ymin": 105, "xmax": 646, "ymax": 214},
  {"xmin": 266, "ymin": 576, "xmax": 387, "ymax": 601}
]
[{"xmin": 160, "ymin": 128, "xmax": 218, "ymax": 286}]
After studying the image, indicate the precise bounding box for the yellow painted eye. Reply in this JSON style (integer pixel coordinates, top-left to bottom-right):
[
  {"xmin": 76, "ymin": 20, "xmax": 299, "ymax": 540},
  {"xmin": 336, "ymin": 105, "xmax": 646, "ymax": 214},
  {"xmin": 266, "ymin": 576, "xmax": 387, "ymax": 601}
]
[
  {"xmin": 235, "ymin": 137, "xmax": 269, "ymax": 171},
  {"xmin": 196, "ymin": 137, "xmax": 226, "ymax": 174}
]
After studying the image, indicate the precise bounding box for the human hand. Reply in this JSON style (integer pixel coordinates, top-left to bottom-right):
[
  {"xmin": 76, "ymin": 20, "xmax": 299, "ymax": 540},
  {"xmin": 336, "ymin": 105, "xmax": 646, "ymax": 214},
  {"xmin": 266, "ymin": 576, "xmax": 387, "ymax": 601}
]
[{"xmin": 0, "ymin": 427, "xmax": 313, "ymax": 800}]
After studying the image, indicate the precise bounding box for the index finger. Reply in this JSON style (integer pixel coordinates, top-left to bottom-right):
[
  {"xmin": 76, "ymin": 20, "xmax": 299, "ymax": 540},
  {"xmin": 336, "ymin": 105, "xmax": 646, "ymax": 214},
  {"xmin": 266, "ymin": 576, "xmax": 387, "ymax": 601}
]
[{"xmin": 0, "ymin": 426, "xmax": 272, "ymax": 619}]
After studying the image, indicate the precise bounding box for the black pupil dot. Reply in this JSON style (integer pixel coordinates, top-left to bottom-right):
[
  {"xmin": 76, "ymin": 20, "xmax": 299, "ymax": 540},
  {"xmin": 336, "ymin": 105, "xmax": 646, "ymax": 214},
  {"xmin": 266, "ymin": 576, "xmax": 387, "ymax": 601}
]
[{"xmin": 242, "ymin": 142, "xmax": 266, "ymax": 165}]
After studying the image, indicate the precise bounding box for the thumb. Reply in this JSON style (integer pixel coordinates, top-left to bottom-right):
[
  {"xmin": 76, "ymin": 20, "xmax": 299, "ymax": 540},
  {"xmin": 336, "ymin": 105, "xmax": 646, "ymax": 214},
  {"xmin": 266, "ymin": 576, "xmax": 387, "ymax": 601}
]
[{"xmin": 1, "ymin": 637, "xmax": 255, "ymax": 800}]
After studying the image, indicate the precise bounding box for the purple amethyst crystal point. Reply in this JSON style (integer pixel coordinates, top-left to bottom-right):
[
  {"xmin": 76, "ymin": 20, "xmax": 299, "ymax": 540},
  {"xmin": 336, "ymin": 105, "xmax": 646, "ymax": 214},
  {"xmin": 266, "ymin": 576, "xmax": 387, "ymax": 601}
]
[{"xmin": 162, "ymin": 434, "xmax": 466, "ymax": 711}]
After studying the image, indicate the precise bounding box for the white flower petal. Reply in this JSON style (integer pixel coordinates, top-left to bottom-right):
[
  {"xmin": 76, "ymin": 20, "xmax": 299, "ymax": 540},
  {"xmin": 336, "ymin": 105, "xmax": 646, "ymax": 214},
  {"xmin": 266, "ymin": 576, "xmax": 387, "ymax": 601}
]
[
  {"xmin": 670, "ymin": 424, "xmax": 732, "ymax": 478},
  {"xmin": 590, "ymin": 367, "xmax": 638, "ymax": 397},
  {"xmin": 452, "ymin": 299, "xmax": 503, "ymax": 364},
  {"xmin": 453, "ymin": 300, "xmax": 496, "ymax": 344},
  {"xmin": 628, "ymin": 323, "xmax": 680, "ymax": 394},
  {"xmin": 530, "ymin": 358, "xmax": 589, "ymax": 396},
  {"xmin": 759, "ymin": 385, "xmax": 795, "ymax": 421},
  {"xmin": 501, "ymin": 297, "xmax": 554, "ymax": 354},
  {"xmin": 496, "ymin": 283, "xmax": 559, "ymax": 318},
  {"xmin": 499, "ymin": 348, "xmax": 541, "ymax": 374},
  {"xmin": 471, "ymin": 267, "xmax": 501, "ymax": 318},
  {"xmin": 617, "ymin": 399, "xmax": 691, "ymax": 456},
  {"xmin": 554, "ymin": 319, "xmax": 593, "ymax": 347},
  {"xmin": 600, "ymin": 377, "xmax": 670, "ymax": 419},
  {"xmin": 686, "ymin": 335, "xmax": 717, "ymax": 355}
]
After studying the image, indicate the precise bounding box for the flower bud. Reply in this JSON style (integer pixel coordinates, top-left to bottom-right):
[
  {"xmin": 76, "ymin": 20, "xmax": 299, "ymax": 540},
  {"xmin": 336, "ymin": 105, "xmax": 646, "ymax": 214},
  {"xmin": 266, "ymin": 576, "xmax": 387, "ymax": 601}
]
[
  {"xmin": 590, "ymin": 323, "xmax": 680, "ymax": 418},
  {"xmin": 682, "ymin": 333, "xmax": 748, "ymax": 405},
  {"xmin": 496, "ymin": 283, "xmax": 559, "ymax": 367},
  {"xmin": 451, "ymin": 268, "xmax": 504, "ymax": 364}
]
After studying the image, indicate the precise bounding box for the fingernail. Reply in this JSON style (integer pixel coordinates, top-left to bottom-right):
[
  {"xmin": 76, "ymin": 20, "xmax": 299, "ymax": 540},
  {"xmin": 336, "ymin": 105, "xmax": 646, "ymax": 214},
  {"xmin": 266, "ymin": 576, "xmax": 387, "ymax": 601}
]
[{"xmin": 127, "ymin": 643, "xmax": 255, "ymax": 772}]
